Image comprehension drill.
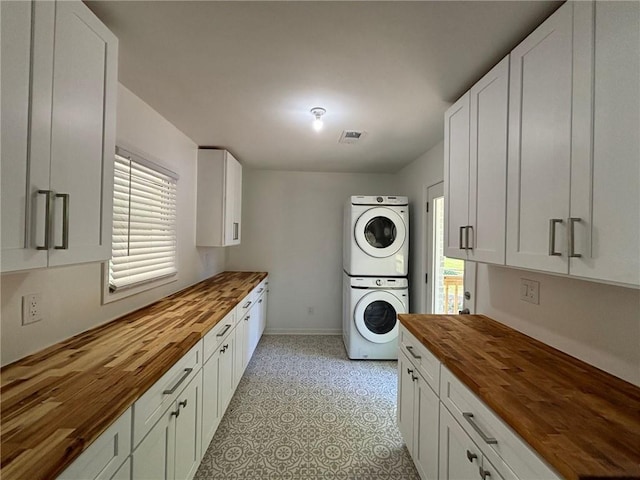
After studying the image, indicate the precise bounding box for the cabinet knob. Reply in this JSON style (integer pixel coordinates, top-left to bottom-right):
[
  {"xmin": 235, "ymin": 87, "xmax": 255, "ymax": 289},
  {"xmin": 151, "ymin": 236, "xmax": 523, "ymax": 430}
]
[
  {"xmin": 479, "ymin": 466, "xmax": 491, "ymax": 480},
  {"xmin": 411, "ymin": 375, "xmax": 418, "ymax": 382},
  {"xmin": 171, "ymin": 409, "xmax": 180, "ymax": 418},
  {"xmin": 179, "ymin": 399, "xmax": 188, "ymax": 408},
  {"xmin": 466, "ymin": 450, "xmax": 478, "ymax": 462},
  {"xmin": 407, "ymin": 368, "xmax": 414, "ymax": 375}
]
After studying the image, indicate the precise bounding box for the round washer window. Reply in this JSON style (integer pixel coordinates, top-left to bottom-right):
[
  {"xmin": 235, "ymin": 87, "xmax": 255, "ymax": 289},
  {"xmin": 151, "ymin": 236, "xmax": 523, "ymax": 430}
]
[
  {"xmin": 363, "ymin": 300, "xmax": 397, "ymax": 334},
  {"xmin": 364, "ymin": 217, "xmax": 397, "ymax": 248}
]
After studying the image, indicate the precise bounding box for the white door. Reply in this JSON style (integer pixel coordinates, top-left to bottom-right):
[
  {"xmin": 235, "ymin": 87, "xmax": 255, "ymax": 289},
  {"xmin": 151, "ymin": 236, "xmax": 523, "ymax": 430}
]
[
  {"xmin": 569, "ymin": 1, "xmax": 640, "ymax": 286},
  {"xmin": 444, "ymin": 93, "xmax": 470, "ymax": 260},
  {"xmin": 468, "ymin": 56, "xmax": 509, "ymax": 265},
  {"xmin": 439, "ymin": 407, "xmax": 482, "ymax": 480},
  {"xmin": 0, "ymin": 0, "xmax": 53, "ymax": 272},
  {"xmin": 218, "ymin": 337, "xmax": 234, "ymax": 415},
  {"xmin": 354, "ymin": 207, "xmax": 407, "ymax": 258},
  {"xmin": 201, "ymin": 353, "xmax": 220, "ymax": 456},
  {"xmin": 506, "ymin": 2, "xmax": 573, "ymax": 274},
  {"xmin": 133, "ymin": 407, "xmax": 175, "ymax": 480},
  {"xmin": 48, "ymin": 0, "xmax": 117, "ymax": 267},
  {"xmin": 426, "ymin": 183, "xmax": 471, "ymax": 314},
  {"xmin": 354, "ymin": 291, "xmax": 402, "ymax": 343},
  {"xmin": 174, "ymin": 371, "xmax": 202, "ymax": 480},
  {"xmin": 413, "ymin": 374, "xmax": 439, "ymax": 480},
  {"xmin": 397, "ymin": 352, "xmax": 416, "ymax": 454}
]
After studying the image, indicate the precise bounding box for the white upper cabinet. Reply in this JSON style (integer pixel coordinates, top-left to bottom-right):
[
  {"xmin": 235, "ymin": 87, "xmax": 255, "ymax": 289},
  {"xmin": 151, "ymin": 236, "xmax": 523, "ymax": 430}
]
[
  {"xmin": 444, "ymin": 93, "xmax": 470, "ymax": 260},
  {"xmin": 569, "ymin": 1, "xmax": 639, "ymax": 286},
  {"xmin": 444, "ymin": 56, "xmax": 509, "ymax": 264},
  {"xmin": 196, "ymin": 149, "xmax": 242, "ymax": 247},
  {"xmin": 506, "ymin": 0, "xmax": 639, "ymax": 287},
  {"xmin": 0, "ymin": 0, "xmax": 118, "ymax": 273},
  {"xmin": 506, "ymin": 1, "xmax": 574, "ymax": 274}
]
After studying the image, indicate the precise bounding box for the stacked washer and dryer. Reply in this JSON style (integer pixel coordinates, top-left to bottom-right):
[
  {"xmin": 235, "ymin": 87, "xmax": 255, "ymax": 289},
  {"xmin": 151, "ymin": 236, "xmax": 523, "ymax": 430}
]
[{"xmin": 343, "ymin": 195, "xmax": 409, "ymax": 360}]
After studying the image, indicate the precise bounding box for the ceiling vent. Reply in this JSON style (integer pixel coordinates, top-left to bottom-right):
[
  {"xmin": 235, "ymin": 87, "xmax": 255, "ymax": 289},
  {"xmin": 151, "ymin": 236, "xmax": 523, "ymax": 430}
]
[{"xmin": 339, "ymin": 130, "xmax": 367, "ymax": 144}]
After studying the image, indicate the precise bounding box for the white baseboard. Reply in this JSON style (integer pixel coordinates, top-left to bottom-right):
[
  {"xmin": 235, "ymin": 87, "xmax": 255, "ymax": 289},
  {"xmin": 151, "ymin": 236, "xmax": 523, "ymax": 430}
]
[{"xmin": 263, "ymin": 328, "xmax": 342, "ymax": 336}]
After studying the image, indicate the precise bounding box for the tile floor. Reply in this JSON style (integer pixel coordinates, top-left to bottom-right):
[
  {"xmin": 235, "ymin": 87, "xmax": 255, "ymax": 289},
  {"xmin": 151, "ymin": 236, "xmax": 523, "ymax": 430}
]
[{"xmin": 194, "ymin": 335, "xmax": 420, "ymax": 480}]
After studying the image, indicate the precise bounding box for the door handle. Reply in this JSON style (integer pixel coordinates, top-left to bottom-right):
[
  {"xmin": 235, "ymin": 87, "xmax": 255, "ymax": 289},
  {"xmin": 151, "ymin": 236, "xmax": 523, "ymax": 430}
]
[
  {"xmin": 54, "ymin": 193, "xmax": 70, "ymax": 250},
  {"xmin": 463, "ymin": 412, "xmax": 498, "ymax": 444},
  {"xmin": 36, "ymin": 190, "xmax": 53, "ymax": 250},
  {"xmin": 568, "ymin": 217, "xmax": 582, "ymax": 258},
  {"xmin": 548, "ymin": 219, "xmax": 563, "ymax": 256}
]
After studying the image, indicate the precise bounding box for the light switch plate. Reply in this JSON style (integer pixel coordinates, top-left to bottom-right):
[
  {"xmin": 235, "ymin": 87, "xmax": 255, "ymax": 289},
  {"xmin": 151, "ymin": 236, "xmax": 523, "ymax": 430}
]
[{"xmin": 520, "ymin": 279, "xmax": 540, "ymax": 305}]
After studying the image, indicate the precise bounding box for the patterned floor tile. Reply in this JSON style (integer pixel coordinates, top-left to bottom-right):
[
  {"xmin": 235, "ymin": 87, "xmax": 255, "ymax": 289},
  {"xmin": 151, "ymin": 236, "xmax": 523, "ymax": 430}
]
[{"xmin": 195, "ymin": 335, "xmax": 419, "ymax": 480}]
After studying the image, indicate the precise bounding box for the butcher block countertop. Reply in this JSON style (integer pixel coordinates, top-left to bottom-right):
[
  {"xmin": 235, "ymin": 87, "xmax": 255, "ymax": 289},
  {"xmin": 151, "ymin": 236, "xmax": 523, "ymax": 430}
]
[
  {"xmin": 0, "ymin": 271, "xmax": 267, "ymax": 480},
  {"xmin": 399, "ymin": 314, "xmax": 640, "ymax": 480}
]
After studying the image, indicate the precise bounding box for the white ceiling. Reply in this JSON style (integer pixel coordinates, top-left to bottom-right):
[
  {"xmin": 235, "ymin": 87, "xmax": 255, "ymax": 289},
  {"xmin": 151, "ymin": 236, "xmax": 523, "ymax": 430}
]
[{"xmin": 86, "ymin": 1, "xmax": 561, "ymax": 173}]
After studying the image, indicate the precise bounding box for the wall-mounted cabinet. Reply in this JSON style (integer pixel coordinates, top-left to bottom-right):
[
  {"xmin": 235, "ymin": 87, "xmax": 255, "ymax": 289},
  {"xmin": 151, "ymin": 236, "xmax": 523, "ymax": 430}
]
[
  {"xmin": 196, "ymin": 149, "xmax": 242, "ymax": 247},
  {"xmin": 0, "ymin": 0, "xmax": 117, "ymax": 273},
  {"xmin": 444, "ymin": 56, "xmax": 509, "ymax": 265}
]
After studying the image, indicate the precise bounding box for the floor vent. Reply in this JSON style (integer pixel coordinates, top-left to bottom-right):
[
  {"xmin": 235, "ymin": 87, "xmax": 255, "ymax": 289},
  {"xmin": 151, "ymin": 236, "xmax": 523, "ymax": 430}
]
[{"xmin": 339, "ymin": 130, "xmax": 367, "ymax": 144}]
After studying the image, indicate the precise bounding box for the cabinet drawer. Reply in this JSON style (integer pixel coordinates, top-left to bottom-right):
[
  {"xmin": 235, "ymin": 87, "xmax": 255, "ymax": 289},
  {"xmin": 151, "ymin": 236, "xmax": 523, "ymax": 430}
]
[
  {"xmin": 57, "ymin": 408, "xmax": 131, "ymax": 480},
  {"xmin": 253, "ymin": 279, "xmax": 267, "ymax": 301},
  {"xmin": 399, "ymin": 325, "xmax": 440, "ymax": 395},
  {"xmin": 440, "ymin": 366, "xmax": 560, "ymax": 480},
  {"xmin": 203, "ymin": 309, "xmax": 235, "ymax": 362},
  {"xmin": 237, "ymin": 292, "xmax": 253, "ymax": 320},
  {"xmin": 132, "ymin": 342, "xmax": 202, "ymax": 447}
]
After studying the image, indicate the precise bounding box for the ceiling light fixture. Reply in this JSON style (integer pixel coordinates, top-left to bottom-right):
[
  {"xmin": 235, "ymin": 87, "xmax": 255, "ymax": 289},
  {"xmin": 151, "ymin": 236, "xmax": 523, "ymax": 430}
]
[{"xmin": 310, "ymin": 107, "xmax": 326, "ymax": 132}]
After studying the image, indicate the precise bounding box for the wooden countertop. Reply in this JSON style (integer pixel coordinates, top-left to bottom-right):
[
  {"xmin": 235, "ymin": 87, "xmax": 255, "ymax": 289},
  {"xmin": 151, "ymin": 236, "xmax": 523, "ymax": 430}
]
[
  {"xmin": 399, "ymin": 314, "xmax": 640, "ymax": 480},
  {"xmin": 0, "ymin": 271, "xmax": 267, "ymax": 480}
]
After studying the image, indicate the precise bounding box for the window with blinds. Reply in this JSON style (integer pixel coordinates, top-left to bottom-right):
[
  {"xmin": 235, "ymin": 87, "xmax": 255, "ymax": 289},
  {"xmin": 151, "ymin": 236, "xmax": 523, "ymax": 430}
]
[{"xmin": 109, "ymin": 147, "xmax": 178, "ymax": 292}]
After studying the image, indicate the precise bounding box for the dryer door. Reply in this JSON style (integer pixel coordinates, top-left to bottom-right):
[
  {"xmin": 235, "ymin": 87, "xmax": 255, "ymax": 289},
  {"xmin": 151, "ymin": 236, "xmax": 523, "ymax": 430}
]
[
  {"xmin": 354, "ymin": 291, "xmax": 403, "ymax": 343},
  {"xmin": 354, "ymin": 207, "xmax": 406, "ymax": 258}
]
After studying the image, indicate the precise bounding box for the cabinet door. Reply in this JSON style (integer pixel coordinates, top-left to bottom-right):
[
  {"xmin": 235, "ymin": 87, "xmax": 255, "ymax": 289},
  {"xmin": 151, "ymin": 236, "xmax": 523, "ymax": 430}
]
[
  {"xmin": 397, "ymin": 352, "xmax": 415, "ymax": 454},
  {"xmin": 413, "ymin": 376, "xmax": 439, "ymax": 480},
  {"xmin": 569, "ymin": 1, "xmax": 640, "ymax": 286},
  {"xmin": 224, "ymin": 154, "xmax": 242, "ymax": 246},
  {"xmin": 0, "ymin": 0, "xmax": 53, "ymax": 272},
  {"xmin": 132, "ymin": 408, "xmax": 175, "ymax": 480},
  {"xmin": 468, "ymin": 56, "xmax": 509, "ymax": 265},
  {"xmin": 218, "ymin": 338, "xmax": 235, "ymax": 416},
  {"xmin": 259, "ymin": 289, "xmax": 268, "ymax": 336},
  {"xmin": 233, "ymin": 156, "xmax": 243, "ymax": 244},
  {"xmin": 174, "ymin": 370, "xmax": 202, "ymax": 480},
  {"xmin": 439, "ymin": 406, "xmax": 482, "ymax": 480},
  {"xmin": 444, "ymin": 93, "xmax": 470, "ymax": 260},
  {"xmin": 506, "ymin": 2, "xmax": 573, "ymax": 274},
  {"xmin": 233, "ymin": 318, "xmax": 245, "ymax": 388},
  {"xmin": 201, "ymin": 353, "xmax": 220, "ymax": 456},
  {"xmin": 48, "ymin": 0, "xmax": 117, "ymax": 267}
]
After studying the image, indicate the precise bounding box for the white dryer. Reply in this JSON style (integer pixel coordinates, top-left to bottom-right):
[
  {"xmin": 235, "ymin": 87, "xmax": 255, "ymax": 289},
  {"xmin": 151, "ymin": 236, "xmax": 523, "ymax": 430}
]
[
  {"xmin": 342, "ymin": 273, "xmax": 408, "ymax": 360},
  {"xmin": 343, "ymin": 195, "xmax": 409, "ymax": 277}
]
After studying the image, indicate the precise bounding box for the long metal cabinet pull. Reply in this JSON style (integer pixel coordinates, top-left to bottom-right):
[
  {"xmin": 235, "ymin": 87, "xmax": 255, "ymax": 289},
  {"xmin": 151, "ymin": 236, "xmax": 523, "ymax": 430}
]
[
  {"xmin": 54, "ymin": 193, "xmax": 70, "ymax": 249},
  {"xmin": 233, "ymin": 222, "xmax": 239, "ymax": 240},
  {"xmin": 548, "ymin": 219, "xmax": 563, "ymax": 256},
  {"xmin": 405, "ymin": 345, "xmax": 422, "ymax": 359},
  {"xmin": 163, "ymin": 368, "xmax": 193, "ymax": 395},
  {"xmin": 36, "ymin": 190, "xmax": 53, "ymax": 250},
  {"xmin": 465, "ymin": 225, "xmax": 473, "ymax": 250},
  {"xmin": 459, "ymin": 226, "xmax": 465, "ymax": 250},
  {"xmin": 462, "ymin": 412, "xmax": 498, "ymax": 444},
  {"xmin": 216, "ymin": 324, "xmax": 232, "ymax": 337},
  {"xmin": 568, "ymin": 217, "xmax": 582, "ymax": 258}
]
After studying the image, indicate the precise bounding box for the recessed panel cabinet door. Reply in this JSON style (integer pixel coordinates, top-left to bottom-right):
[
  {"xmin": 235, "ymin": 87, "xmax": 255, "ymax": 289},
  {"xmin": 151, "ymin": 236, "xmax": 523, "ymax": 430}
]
[
  {"xmin": 133, "ymin": 407, "xmax": 175, "ymax": 480},
  {"xmin": 48, "ymin": 0, "xmax": 117, "ymax": 267},
  {"xmin": 444, "ymin": 93, "xmax": 470, "ymax": 260},
  {"xmin": 413, "ymin": 373, "xmax": 439, "ymax": 480},
  {"xmin": 201, "ymin": 353, "xmax": 220, "ymax": 456},
  {"xmin": 174, "ymin": 370, "xmax": 202, "ymax": 480},
  {"xmin": 506, "ymin": 2, "xmax": 573, "ymax": 274},
  {"xmin": 397, "ymin": 352, "xmax": 415, "ymax": 454},
  {"xmin": 439, "ymin": 406, "xmax": 482, "ymax": 480},
  {"xmin": 569, "ymin": 1, "xmax": 640, "ymax": 286}
]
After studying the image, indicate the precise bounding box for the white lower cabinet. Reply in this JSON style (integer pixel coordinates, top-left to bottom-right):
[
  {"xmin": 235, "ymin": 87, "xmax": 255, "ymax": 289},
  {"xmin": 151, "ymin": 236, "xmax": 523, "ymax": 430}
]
[
  {"xmin": 57, "ymin": 409, "xmax": 132, "ymax": 480},
  {"xmin": 133, "ymin": 369, "xmax": 202, "ymax": 480},
  {"xmin": 398, "ymin": 351, "xmax": 439, "ymax": 480},
  {"xmin": 398, "ymin": 327, "xmax": 560, "ymax": 480}
]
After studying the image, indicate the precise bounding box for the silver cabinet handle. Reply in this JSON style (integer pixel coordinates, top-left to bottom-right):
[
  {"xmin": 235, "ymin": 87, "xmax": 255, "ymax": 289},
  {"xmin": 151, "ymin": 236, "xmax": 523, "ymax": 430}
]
[
  {"xmin": 466, "ymin": 450, "xmax": 477, "ymax": 462},
  {"xmin": 178, "ymin": 399, "xmax": 188, "ymax": 408},
  {"xmin": 245, "ymin": 315, "xmax": 250, "ymax": 321},
  {"xmin": 411, "ymin": 375, "xmax": 418, "ymax": 382},
  {"xmin": 163, "ymin": 368, "xmax": 193, "ymax": 395},
  {"xmin": 459, "ymin": 226, "xmax": 465, "ymax": 250},
  {"xmin": 568, "ymin": 217, "xmax": 582, "ymax": 258},
  {"xmin": 479, "ymin": 466, "xmax": 491, "ymax": 480},
  {"xmin": 243, "ymin": 301, "xmax": 252, "ymax": 308},
  {"xmin": 466, "ymin": 225, "xmax": 474, "ymax": 250},
  {"xmin": 406, "ymin": 368, "xmax": 414, "ymax": 374},
  {"xmin": 405, "ymin": 345, "xmax": 421, "ymax": 359},
  {"xmin": 36, "ymin": 190, "xmax": 53, "ymax": 250},
  {"xmin": 54, "ymin": 193, "xmax": 70, "ymax": 250},
  {"xmin": 257, "ymin": 288, "xmax": 264, "ymax": 294},
  {"xmin": 259, "ymin": 299, "xmax": 263, "ymax": 304},
  {"xmin": 233, "ymin": 222, "xmax": 239, "ymax": 240},
  {"xmin": 171, "ymin": 409, "xmax": 180, "ymax": 418},
  {"xmin": 463, "ymin": 412, "xmax": 497, "ymax": 444},
  {"xmin": 216, "ymin": 324, "xmax": 232, "ymax": 337},
  {"xmin": 548, "ymin": 219, "xmax": 563, "ymax": 256}
]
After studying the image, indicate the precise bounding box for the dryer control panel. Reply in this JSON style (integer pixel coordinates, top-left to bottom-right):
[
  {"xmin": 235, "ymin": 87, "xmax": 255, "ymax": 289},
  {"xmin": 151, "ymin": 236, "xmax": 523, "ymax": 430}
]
[
  {"xmin": 350, "ymin": 276, "xmax": 409, "ymax": 289},
  {"xmin": 350, "ymin": 195, "xmax": 408, "ymax": 206}
]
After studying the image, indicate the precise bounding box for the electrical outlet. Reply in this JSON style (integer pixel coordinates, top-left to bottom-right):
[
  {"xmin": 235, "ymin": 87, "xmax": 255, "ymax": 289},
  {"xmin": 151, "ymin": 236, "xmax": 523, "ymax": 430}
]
[
  {"xmin": 22, "ymin": 293, "xmax": 44, "ymax": 325},
  {"xmin": 520, "ymin": 279, "xmax": 540, "ymax": 305}
]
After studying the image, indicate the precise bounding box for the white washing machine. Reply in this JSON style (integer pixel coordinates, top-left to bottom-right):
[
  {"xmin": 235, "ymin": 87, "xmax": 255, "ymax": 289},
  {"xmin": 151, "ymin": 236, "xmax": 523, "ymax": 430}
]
[
  {"xmin": 343, "ymin": 195, "xmax": 409, "ymax": 277},
  {"xmin": 342, "ymin": 273, "xmax": 408, "ymax": 360}
]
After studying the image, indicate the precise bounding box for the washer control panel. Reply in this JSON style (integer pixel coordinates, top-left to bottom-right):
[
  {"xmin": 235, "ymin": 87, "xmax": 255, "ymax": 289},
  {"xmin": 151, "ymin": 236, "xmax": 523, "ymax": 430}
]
[{"xmin": 350, "ymin": 195, "xmax": 408, "ymax": 206}]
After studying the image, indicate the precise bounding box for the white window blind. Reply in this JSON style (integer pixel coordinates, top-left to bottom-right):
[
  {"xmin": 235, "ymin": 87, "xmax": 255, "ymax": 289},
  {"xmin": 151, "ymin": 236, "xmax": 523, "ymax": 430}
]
[{"xmin": 109, "ymin": 147, "xmax": 178, "ymax": 292}]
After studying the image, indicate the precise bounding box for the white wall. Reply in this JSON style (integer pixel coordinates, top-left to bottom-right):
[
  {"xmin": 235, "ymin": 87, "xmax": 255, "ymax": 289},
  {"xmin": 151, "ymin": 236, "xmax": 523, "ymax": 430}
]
[
  {"xmin": 395, "ymin": 141, "xmax": 444, "ymax": 313},
  {"xmin": 226, "ymin": 169, "xmax": 397, "ymax": 334},
  {"xmin": 0, "ymin": 84, "xmax": 225, "ymax": 366}
]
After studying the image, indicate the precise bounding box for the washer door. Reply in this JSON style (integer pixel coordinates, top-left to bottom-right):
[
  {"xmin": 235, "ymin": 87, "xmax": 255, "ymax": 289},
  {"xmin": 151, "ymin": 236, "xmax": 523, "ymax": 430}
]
[
  {"xmin": 354, "ymin": 207, "xmax": 406, "ymax": 258},
  {"xmin": 354, "ymin": 291, "xmax": 402, "ymax": 343}
]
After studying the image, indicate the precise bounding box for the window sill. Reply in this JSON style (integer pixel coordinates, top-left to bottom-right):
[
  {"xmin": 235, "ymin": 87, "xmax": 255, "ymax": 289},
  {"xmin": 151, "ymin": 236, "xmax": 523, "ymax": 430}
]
[{"xmin": 101, "ymin": 263, "xmax": 177, "ymax": 304}]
